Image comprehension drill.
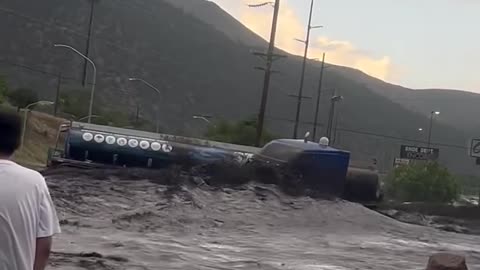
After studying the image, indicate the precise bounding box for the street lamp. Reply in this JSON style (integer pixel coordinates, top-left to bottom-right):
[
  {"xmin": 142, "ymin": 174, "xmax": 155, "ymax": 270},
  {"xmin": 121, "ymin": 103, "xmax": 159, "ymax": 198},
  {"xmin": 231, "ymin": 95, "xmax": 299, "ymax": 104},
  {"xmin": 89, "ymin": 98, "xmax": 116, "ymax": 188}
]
[
  {"xmin": 247, "ymin": 2, "xmax": 274, "ymax": 7},
  {"xmin": 293, "ymin": 0, "xmax": 323, "ymax": 139},
  {"xmin": 77, "ymin": 114, "xmax": 103, "ymax": 122},
  {"xmin": 427, "ymin": 111, "xmax": 440, "ymax": 147},
  {"xmin": 21, "ymin": 101, "xmax": 55, "ymax": 150},
  {"xmin": 326, "ymin": 94, "xmax": 343, "ymax": 140},
  {"xmin": 54, "ymin": 44, "xmax": 97, "ymax": 124},
  {"xmin": 128, "ymin": 77, "xmax": 162, "ymax": 133},
  {"xmin": 192, "ymin": 115, "xmax": 212, "ymax": 124}
]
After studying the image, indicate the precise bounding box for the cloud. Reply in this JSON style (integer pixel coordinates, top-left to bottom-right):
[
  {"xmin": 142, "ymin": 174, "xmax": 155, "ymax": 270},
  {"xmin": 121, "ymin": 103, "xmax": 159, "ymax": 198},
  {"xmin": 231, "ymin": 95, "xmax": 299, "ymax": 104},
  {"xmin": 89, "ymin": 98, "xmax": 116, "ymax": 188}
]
[
  {"xmin": 311, "ymin": 37, "xmax": 394, "ymax": 81},
  {"xmin": 235, "ymin": 1, "xmax": 397, "ymax": 81}
]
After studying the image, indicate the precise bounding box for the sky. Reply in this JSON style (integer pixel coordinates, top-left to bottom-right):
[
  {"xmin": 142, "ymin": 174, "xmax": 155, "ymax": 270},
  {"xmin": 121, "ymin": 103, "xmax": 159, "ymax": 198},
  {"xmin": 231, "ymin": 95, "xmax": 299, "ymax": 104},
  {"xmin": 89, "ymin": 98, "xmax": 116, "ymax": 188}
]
[{"xmin": 210, "ymin": 0, "xmax": 479, "ymax": 92}]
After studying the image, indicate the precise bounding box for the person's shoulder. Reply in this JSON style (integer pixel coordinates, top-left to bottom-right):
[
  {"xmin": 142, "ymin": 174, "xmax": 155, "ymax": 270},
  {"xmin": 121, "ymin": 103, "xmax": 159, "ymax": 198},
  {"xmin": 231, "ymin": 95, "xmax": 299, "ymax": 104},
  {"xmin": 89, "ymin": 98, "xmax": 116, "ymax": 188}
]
[{"xmin": 9, "ymin": 162, "xmax": 46, "ymax": 184}]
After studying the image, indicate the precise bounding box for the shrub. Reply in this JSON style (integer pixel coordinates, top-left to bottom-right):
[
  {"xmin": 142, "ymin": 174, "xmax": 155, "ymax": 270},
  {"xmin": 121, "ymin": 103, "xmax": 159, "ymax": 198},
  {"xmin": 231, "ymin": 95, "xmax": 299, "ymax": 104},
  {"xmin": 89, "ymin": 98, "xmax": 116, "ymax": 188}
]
[
  {"xmin": 7, "ymin": 88, "xmax": 39, "ymax": 110},
  {"xmin": 386, "ymin": 162, "xmax": 460, "ymax": 203},
  {"xmin": 59, "ymin": 88, "xmax": 91, "ymax": 118},
  {"xmin": 205, "ymin": 117, "xmax": 275, "ymax": 146},
  {"xmin": 0, "ymin": 75, "xmax": 7, "ymax": 104}
]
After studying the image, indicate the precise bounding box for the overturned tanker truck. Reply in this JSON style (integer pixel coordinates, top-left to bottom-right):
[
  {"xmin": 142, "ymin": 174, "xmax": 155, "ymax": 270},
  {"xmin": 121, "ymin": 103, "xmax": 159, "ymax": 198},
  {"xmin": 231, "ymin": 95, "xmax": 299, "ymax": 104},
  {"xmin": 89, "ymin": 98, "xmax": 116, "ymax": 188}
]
[{"xmin": 48, "ymin": 122, "xmax": 382, "ymax": 204}]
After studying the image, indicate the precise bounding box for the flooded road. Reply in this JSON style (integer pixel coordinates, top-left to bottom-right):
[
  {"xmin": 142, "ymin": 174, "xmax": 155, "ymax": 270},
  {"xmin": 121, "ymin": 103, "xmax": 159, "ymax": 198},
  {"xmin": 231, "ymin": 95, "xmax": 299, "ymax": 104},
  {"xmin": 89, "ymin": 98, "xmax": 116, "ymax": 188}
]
[{"xmin": 44, "ymin": 167, "xmax": 480, "ymax": 270}]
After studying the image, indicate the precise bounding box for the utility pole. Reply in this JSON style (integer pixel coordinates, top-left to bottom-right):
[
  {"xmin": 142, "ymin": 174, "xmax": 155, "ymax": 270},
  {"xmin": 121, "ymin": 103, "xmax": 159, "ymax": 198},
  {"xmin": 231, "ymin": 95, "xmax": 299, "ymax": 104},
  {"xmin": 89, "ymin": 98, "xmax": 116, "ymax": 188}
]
[
  {"xmin": 332, "ymin": 104, "xmax": 340, "ymax": 145},
  {"xmin": 82, "ymin": 0, "xmax": 96, "ymax": 87},
  {"xmin": 326, "ymin": 90, "xmax": 343, "ymax": 139},
  {"xmin": 255, "ymin": 0, "xmax": 281, "ymax": 147},
  {"xmin": 312, "ymin": 52, "xmax": 326, "ymax": 141},
  {"xmin": 427, "ymin": 111, "xmax": 440, "ymax": 147},
  {"xmin": 54, "ymin": 72, "xmax": 62, "ymax": 116},
  {"xmin": 135, "ymin": 101, "xmax": 140, "ymax": 124},
  {"xmin": 293, "ymin": 0, "xmax": 321, "ymax": 139}
]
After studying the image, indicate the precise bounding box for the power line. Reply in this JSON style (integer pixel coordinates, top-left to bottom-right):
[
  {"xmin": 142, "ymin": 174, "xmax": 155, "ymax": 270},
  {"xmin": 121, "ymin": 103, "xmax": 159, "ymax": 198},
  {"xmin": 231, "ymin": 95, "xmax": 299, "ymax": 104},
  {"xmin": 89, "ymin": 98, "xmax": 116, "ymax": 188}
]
[
  {"xmin": 265, "ymin": 115, "xmax": 469, "ymax": 150},
  {"xmin": 0, "ymin": 58, "xmax": 84, "ymax": 84}
]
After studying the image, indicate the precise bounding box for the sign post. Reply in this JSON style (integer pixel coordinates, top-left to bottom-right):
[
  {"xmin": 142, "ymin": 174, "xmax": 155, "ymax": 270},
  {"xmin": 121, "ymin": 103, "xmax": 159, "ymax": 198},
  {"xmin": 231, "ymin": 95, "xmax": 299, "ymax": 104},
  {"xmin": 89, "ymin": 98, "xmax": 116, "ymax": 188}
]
[
  {"xmin": 393, "ymin": 158, "xmax": 410, "ymax": 168},
  {"xmin": 400, "ymin": 145, "xmax": 440, "ymax": 161},
  {"xmin": 470, "ymin": 139, "xmax": 480, "ymax": 165}
]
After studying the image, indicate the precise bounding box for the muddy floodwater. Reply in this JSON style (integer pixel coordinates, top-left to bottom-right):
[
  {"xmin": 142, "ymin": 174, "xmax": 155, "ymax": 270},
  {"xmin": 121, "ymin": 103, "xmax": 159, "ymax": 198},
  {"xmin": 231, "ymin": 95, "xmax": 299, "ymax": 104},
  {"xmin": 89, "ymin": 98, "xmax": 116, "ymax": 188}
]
[{"xmin": 43, "ymin": 167, "xmax": 480, "ymax": 270}]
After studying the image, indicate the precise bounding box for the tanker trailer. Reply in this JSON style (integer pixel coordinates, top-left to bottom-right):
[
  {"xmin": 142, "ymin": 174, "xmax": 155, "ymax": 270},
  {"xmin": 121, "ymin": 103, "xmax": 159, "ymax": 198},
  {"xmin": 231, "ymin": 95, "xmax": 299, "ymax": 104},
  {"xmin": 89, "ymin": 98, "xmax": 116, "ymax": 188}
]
[{"xmin": 48, "ymin": 122, "xmax": 251, "ymax": 169}]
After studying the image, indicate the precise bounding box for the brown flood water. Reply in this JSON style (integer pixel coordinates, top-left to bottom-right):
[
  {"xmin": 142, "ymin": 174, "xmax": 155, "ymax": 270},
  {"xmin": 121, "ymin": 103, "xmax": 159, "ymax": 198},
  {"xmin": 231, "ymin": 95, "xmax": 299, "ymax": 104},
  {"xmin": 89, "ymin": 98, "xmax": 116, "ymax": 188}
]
[{"xmin": 43, "ymin": 167, "xmax": 480, "ymax": 270}]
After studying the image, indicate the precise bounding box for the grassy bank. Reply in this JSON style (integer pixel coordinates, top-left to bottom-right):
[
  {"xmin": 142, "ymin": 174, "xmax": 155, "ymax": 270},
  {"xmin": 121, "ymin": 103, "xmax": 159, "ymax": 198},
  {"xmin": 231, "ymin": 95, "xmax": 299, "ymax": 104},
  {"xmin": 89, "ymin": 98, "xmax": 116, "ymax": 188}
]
[{"xmin": 10, "ymin": 110, "xmax": 66, "ymax": 168}]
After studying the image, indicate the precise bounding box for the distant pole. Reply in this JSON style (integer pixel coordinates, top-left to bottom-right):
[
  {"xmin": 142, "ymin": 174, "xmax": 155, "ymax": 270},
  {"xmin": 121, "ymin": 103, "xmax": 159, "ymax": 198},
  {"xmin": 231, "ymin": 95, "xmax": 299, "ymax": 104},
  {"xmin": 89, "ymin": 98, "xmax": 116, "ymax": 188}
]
[
  {"xmin": 293, "ymin": 0, "xmax": 316, "ymax": 139},
  {"xmin": 326, "ymin": 91, "xmax": 335, "ymax": 139},
  {"xmin": 135, "ymin": 101, "xmax": 140, "ymax": 124},
  {"xmin": 332, "ymin": 104, "xmax": 340, "ymax": 145},
  {"xmin": 427, "ymin": 111, "xmax": 440, "ymax": 147},
  {"xmin": 326, "ymin": 91, "xmax": 343, "ymax": 139},
  {"xmin": 255, "ymin": 0, "xmax": 281, "ymax": 147},
  {"xmin": 54, "ymin": 72, "xmax": 62, "ymax": 116},
  {"xmin": 312, "ymin": 52, "xmax": 326, "ymax": 141},
  {"xmin": 427, "ymin": 114, "xmax": 433, "ymax": 147},
  {"xmin": 82, "ymin": 0, "xmax": 96, "ymax": 87},
  {"xmin": 155, "ymin": 107, "xmax": 160, "ymax": 133}
]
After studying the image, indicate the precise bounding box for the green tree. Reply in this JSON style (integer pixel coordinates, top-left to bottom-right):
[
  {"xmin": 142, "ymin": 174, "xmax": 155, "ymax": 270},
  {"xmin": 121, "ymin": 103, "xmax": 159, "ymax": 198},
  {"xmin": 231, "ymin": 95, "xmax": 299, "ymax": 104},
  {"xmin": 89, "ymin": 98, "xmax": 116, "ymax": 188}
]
[
  {"xmin": 7, "ymin": 88, "xmax": 39, "ymax": 110},
  {"xmin": 386, "ymin": 162, "xmax": 460, "ymax": 203},
  {"xmin": 59, "ymin": 88, "xmax": 91, "ymax": 118},
  {"xmin": 205, "ymin": 117, "xmax": 275, "ymax": 146},
  {"xmin": 0, "ymin": 75, "xmax": 9, "ymax": 104}
]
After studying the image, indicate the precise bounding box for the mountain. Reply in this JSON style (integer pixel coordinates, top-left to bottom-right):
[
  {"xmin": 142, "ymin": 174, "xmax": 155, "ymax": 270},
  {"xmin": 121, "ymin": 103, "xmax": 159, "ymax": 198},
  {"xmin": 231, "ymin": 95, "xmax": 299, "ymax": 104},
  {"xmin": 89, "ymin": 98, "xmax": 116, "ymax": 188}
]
[
  {"xmin": 0, "ymin": 0, "xmax": 478, "ymax": 175},
  {"xmin": 163, "ymin": 0, "xmax": 267, "ymax": 48},
  {"xmin": 333, "ymin": 66, "xmax": 480, "ymax": 136}
]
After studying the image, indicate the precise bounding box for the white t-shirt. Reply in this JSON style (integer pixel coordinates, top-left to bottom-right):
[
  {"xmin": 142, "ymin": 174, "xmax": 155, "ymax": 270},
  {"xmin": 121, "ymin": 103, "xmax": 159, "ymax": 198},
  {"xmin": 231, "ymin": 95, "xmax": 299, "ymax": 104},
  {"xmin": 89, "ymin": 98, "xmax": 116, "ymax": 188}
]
[{"xmin": 0, "ymin": 160, "xmax": 61, "ymax": 270}]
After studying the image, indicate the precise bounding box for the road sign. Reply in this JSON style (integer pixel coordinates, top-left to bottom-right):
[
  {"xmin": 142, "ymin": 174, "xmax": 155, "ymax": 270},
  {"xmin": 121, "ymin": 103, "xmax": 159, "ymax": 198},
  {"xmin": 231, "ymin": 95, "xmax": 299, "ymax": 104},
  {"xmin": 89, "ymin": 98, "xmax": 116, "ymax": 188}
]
[
  {"xmin": 394, "ymin": 158, "xmax": 410, "ymax": 167},
  {"xmin": 400, "ymin": 145, "xmax": 439, "ymax": 161},
  {"xmin": 470, "ymin": 139, "xmax": 480, "ymax": 158}
]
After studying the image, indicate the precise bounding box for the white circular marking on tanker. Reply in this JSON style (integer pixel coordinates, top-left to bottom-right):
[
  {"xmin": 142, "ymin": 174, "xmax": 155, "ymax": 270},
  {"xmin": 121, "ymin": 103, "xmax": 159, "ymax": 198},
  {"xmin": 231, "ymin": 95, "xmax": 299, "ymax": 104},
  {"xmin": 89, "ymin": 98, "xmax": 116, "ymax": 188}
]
[
  {"xmin": 162, "ymin": 144, "xmax": 173, "ymax": 153},
  {"xmin": 151, "ymin": 142, "xmax": 162, "ymax": 151},
  {"xmin": 117, "ymin": 137, "xmax": 127, "ymax": 146},
  {"xmin": 106, "ymin": 136, "xmax": 116, "ymax": 145},
  {"xmin": 140, "ymin": 141, "xmax": 150, "ymax": 150},
  {"xmin": 94, "ymin": 134, "xmax": 105, "ymax": 143},
  {"xmin": 82, "ymin": 132, "xmax": 93, "ymax": 142},
  {"xmin": 128, "ymin": 139, "xmax": 139, "ymax": 148}
]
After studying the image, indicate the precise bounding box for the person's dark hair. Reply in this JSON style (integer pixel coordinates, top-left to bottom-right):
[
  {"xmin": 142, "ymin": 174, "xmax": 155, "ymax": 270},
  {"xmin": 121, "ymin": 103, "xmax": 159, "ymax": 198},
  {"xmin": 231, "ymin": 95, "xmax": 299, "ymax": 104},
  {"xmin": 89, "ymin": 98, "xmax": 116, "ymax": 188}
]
[{"xmin": 0, "ymin": 109, "xmax": 22, "ymax": 156}]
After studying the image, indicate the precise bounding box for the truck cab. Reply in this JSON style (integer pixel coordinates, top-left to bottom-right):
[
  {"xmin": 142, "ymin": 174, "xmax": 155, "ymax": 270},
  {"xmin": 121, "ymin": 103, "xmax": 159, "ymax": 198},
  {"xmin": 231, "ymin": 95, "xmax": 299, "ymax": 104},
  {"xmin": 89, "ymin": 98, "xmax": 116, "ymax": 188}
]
[{"xmin": 250, "ymin": 139, "xmax": 382, "ymax": 203}]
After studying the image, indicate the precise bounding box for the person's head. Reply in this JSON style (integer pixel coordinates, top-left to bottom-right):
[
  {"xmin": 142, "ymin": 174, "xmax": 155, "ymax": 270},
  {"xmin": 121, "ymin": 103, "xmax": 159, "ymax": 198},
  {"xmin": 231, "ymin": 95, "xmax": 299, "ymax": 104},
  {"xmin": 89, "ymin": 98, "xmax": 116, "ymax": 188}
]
[{"xmin": 0, "ymin": 109, "xmax": 22, "ymax": 157}]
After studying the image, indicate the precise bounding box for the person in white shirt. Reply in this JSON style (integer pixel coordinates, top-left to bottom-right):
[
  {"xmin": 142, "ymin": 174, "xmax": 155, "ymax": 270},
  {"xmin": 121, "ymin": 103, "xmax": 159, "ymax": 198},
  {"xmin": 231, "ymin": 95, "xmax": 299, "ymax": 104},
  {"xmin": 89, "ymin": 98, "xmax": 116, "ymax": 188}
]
[{"xmin": 0, "ymin": 110, "xmax": 61, "ymax": 270}]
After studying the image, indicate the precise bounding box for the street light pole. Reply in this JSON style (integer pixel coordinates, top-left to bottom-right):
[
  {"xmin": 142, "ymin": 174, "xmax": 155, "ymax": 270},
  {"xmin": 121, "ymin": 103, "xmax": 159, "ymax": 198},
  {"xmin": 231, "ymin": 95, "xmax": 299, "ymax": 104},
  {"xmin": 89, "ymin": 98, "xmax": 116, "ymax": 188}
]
[
  {"xmin": 293, "ymin": 0, "xmax": 322, "ymax": 139},
  {"xmin": 129, "ymin": 78, "xmax": 162, "ymax": 133},
  {"xmin": 427, "ymin": 111, "xmax": 440, "ymax": 147},
  {"xmin": 255, "ymin": 0, "xmax": 281, "ymax": 147},
  {"xmin": 54, "ymin": 44, "xmax": 97, "ymax": 124},
  {"xmin": 416, "ymin": 128, "xmax": 424, "ymax": 147},
  {"xmin": 21, "ymin": 101, "xmax": 54, "ymax": 150},
  {"xmin": 326, "ymin": 92, "xmax": 343, "ymax": 140},
  {"xmin": 312, "ymin": 52, "xmax": 326, "ymax": 141}
]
